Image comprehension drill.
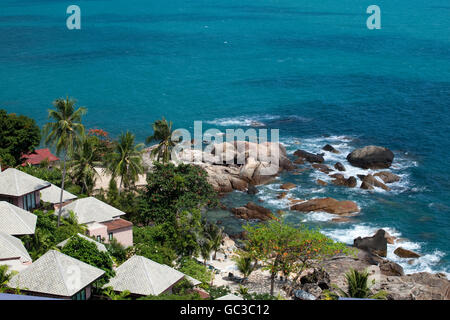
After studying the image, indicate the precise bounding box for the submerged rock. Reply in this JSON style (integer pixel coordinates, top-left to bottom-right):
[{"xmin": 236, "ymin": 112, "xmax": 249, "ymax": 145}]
[
  {"xmin": 231, "ymin": 202, "xmax": 273, "ymax": 221},
  {"xmin": 293, "ymin": 149, "xmax": 324, "ymax": 163},
  {"xmin": 374, "ymin": 171, "xmax": 400, "ymax": 184},
  {"xmin": 361, "ymin": 174, "xmax": 391, "ymax": 191},
  {"xmin": 347, "ymin": 145, "xmax": 394, "ymax": 169},
  {"xmin": 280, "ymin": 182, "xmax": 296, "ymax": 190},
  {"xmin": 332, "ymin": 176, "xmax": 357, "ymax": 188},
  {"xmin": 312, "ymin": 163, "xmax": 333, "ymax": 174},
  {"xmin": 247, "ymin": 184, "xmax": 259, "ymax": 195},
  {"xmin": 322, "ymin": 144, "xmax": 340, "ymax": 154},
  {"xmin": 334, "ymin": 162, "xmax": 346, "ymax": 171},
  {"xmin": 291, "ymin": 197, "xmax": 359, "ymax": 215},
  {"xmin": 316, "ymin": 179, "xmax": 328, "ymax": 186}
]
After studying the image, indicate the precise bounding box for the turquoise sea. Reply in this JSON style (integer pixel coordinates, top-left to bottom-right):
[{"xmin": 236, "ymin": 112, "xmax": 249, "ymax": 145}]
[{"xmin": 1, "ymin": 0, "xmax": 449, "ymax": 275}]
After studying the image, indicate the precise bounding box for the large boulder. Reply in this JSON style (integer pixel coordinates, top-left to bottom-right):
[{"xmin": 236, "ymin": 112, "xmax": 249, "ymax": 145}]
[
  {"xmin": 291, "ymin": 197, "xmax": 359, "ymax": 215},
  {"xmin": 334, "ymin": 162, "xmax": 346, "ymax": 171},
  {"xmin": 231, "ymin": 202, "xmax": 273, "ymax": 221},
  {"xmin": 353, "ymin": 229, "xmax": 388, "ymax": 257},
  {"xmin": 378, "ymin": 260, "xmax": 405, "ymax": 276},
  {"xmin": 347, "ymin": 146, "xmax": 394, "ymax": 169},
  {"xmin": 293, "ymin": 149, "xmax": 324, "ymax": 163},
  {"xmin": 394, "ymin": 247, "xmax": 421, "ymax": 259}
]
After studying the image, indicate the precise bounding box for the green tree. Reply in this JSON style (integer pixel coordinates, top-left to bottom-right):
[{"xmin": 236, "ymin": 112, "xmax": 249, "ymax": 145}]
[
  {"xmin": 104, "ymin": 131, "xmax": 144, "ymax": 195},
  {"xmin": 242, "ymin": 217, "xmax": 350, "ymax": 296},
  {"xmin": 0, "ymin": 265, "xmax": 17, "ymax": 293},
  {"xmin": 199, "ymin": 239, "xmax": 213, "ymax": 265},
  {"xmin": 146, "ymin": 117, "xmax": 178, "ymax": 164},
  {"xmin": 203, "ymin": 222, "xmax": 224, "ymax": 260},
  {"xmin": 102, "ymin": 286, "xmax": 131, "ymax": 300},
  {"xmin": 60, "ymin": 235, "xmax": 114, "ymax": 286},
  {"xmin": 178, "ymin": 257, "xmax": 213, "ymax": 289},
  {"xmin": 0, "ymin": 109, "xmax": 41, "ymax": 167},
  {"xmin": 43, "ymin": 97, "xmax": 86, "ymax": 227},
  {"xmin": 233, "ymin": 254, "xmax": 257, "ymax": 284}
]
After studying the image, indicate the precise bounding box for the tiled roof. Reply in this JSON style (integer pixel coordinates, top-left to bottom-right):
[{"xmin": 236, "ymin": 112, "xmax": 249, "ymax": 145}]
[
  {"xmin": 8, "ymin": 250, "xmax": 104, "ymax": 297},
  {"xmin": 103, "ymin": 218, "xmax": 133, "ymax": 232},
  {"xmin": 104, "ymin": 255, "xmax": 185, "ymax": 296},
  {"xmin": 60, "ymin": 197, "xmax": 126, "ymax": 224},
  {"xmin": 0, "ymin": 201, "xmax": 37, "ymax": 235},
  {"xmin": 57, "ymin": 233, "xmax": 108, "ymax": 253},
  {"xmin": 40, "ymin": 184, "xmax": 77, "ymax": 204},
  {"xmin": 0, "ymin": 168, "xmax": 50, "ymax": 197},
  {"xmin": 0, "ymin": 232, "xmax": 31, "ymax": 262},
  {"xmin": 21, "ymin": 148, "xmax": 59, "ymax": 166}
]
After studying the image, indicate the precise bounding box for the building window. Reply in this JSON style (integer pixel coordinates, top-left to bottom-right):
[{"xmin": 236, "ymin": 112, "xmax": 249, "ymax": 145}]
[
  {"xmin": 108, "ymin": 233, "xmax": 113, "ymax": 241},
  {"xmin": 72, "ymin": 288, "xmax": 86, "ymax": 300},
  {"xmin": 96, "ymin": 235, "xmax": 102, "ymax": 242}
]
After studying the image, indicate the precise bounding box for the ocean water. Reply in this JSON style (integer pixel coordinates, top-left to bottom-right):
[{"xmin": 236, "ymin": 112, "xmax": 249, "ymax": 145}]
[{"xmin": 1, "ymin": 0, "xmax": 449, "ymax": 275}]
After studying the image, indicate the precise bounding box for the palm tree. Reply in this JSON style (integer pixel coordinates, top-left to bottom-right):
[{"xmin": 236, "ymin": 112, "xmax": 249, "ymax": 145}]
[
  {"xmin": 203, "ymin": 223, "xmax": 224, "ymax": 260},
  {"xmin": 199, "ymin": 239, "xmax": 213, "ymax": 265},
  {"xmin": 105, "ymin": 131, "xmax": 144, "ymax": 195},
  {"xmin": 146, "ymin": 117, "xmax": 178, "ymax": 163},
  {"xmin": 233, "ymin": 254, "xmax": 256, "ymax": 284},
  {"xmin": 70, "ymin": 136, "xmax": 100, "ymax": 195},
  {"xmin": 0, "ymin": 265, "xmax": 17, "ymax": 293},
  {"xmin": 330, "ymin": 268, "xmax": 388, "ymax": 299},
  {"xmin": 43, "ymin": 97, "xmax": 86, "ymax": 227}
]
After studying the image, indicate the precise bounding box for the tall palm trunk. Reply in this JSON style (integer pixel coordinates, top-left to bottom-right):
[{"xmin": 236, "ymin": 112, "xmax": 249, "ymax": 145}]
[
  {"xmin": 118, "ymin": 175, "xmax": 123, "ymax": 196},
  {"xmin": 57, "ymin": 152, "xmax": 67, "ymax": 227}
]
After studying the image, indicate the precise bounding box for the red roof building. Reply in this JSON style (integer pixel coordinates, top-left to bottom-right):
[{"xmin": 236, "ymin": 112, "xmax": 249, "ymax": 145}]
[{"xmin": 21, "ymin": 149, "xmax": 59, "ymax": 166}]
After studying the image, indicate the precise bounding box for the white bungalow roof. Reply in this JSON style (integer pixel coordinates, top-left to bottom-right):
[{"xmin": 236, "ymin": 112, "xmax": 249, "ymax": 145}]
[
  {"xmin": 0, "ymin": 232, "xmax": 31, "ymax": 262},
  {"xmin": 104, "ymin": 255, "xmax": 186, "ymax": 296},
  {"xmin": 216, "ymin": 294, "xmax": 244, "ymax": 300},
  {"xmin": 40, "ymin": 184, "xmax": 77, "ymax": 204},
  {"xmin": 57, "ymin": 233, "xmax": 108, "ymax": 253},
  {"xmin": 8, "ymin": 250, "xmax": 104, "ymax": 297},
  {"xmin": 0, "ymin": 201, "xmax": 37, "ymax": 235},
  {"xmin": 60, "ymin": 197, "xmax": 125, "ymax": 224},
  {"xmin": 0, "ymin": 168, "xmax": 50, "ymax": 197}
]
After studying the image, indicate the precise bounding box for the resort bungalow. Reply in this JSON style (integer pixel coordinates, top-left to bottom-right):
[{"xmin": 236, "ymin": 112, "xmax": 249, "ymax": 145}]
[
  {"xmin": 0, "ymin": 232, "xmax": 32, "ymax": 272},
  {"xmin": 21, "ymin": 148, "xmax": 59, "ymax": 167},
  {"xmin": 60, "ymin": 197, "xmax": 133, "ymax": 247},
  {"xmin": 104, "ymin": 255, "xmax": 201, "ymax": 298},
  {"xmin": 57, "ymin": 233, "xmax": 108, "ymax": 253},
  {"xmin": 8, "ymin": 250, "xmax": 104, "ymax": 300},
  {"xmin": 40, "ymin": 183, "xmax": 77, "ymax": 209},
  {"xmin": 0, "ymin": 201, "xmax": 37, "ymax": 235},
  {"xmin": 0, "ymin": 168, "xmax": 50, "ymax": 211}
]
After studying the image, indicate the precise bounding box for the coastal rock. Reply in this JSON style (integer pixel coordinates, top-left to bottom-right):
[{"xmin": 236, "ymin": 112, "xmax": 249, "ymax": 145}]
[
  {"xmin": 312, "ymin": 163, "xmax": 333, "ymax": 174},
  {"xmin": 361, "ymin": 174, "xmax": 391, "ymax": 191},
  {"xmin": 247, "ymin": 184, "xmax": 259, "ymax": 195},
  {"xmin": 231, "ymin": 202, "xmax": 273, "ymax": 221},
  {"xmin": 374, "ymin": 171, "xmax": 400, "ymax": 184},
  {"xmin": 322, "ymin": 144, "xmax": 340, "ymax": 154},
  {"xmin": 353, "ymin": 229, "xmax": 388, "ymax": 257},
  {"xmin": 277, "ymin": 192, "xmax": 287, "ymax": 199},
  {"xmin": 347, "ymin": 145, "xmax": 394, "ymax": 169},
  {"xmin": 394, "ymin": 247, "xmax": 421, "ymax": 259},
  {"xmin": 294, "ymin": 158, "xmax": 305, "ymax": 165},
  {"xmin": 332, "ymin": 176, "xmax": 357, "ymax": 188},
  {"xmin": 230, "ymin": 177, "xmax": 248, "ymax": 191},
  {"xmin": 360, "ymin": 180, "xmax": 375, "ymax": 190},
  {"xmin": 280, "ymin": 182, "xmax": 296, "ymax": 190},
  {"xmin": 316, "ymin": 179, "xmax": 327, "ymax": 186},
  {"xmin": 329, "ymin": 173, "xmax": 344, "ymax": 180},
  {"xmin": 291, "ymin": 197, "xmax": 359, "ymax": 215},
  {"xmin": 293, "ymin": 149, "xmax": 324, "ymax": 163},
  {"xmin": 334, "ymin": 162, "xmax": 346, "ymax": 171},
  {"xmin": 289, "ymin": 198, "xmax": 305, "ymax": 205},
  {"xmin": 378, "ymin": 260, "xmax": 405, "ymax": 277}
]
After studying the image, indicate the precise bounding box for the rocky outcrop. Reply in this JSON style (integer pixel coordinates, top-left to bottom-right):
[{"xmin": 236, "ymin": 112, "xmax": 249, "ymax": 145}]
[
  {"xmin": 312, "ymin": 163, "xmax": 333, "ymax": 174},
  {"xmin": 294, "ymin": 158, "xmax": 305, "ymax": 165},
  {"xmin": 334, "ymin": 162, "xmax": 346, "ymax": 171},
  {"xmin": 316, "ymin": 179, "xmax": 328, "ymax": 186},
  {"xmin": 347, "ymin": 146, "xmax": 394, "ymax": 169},
  {"xmin": 374, "ymin": 171, "xmax": 400, "ymax": 184},
  {"xmin": 247, "ymin": 184, "xmax": 259, "ymax": 195},
  {"xmin": 394, "ymin": 247, "xmax": 421, "ymax": 259},
  {"xmin": 322, "ymin": 144, "xmax": 340, "ymax": 154},
  {"xmin": 293, "ymin": 149, "xmax": 324, "ymax": 163},
  {"xmin": 332, "ymin": 176, "xmax": 357, "ymax": 188},
  {"xmin": 291, "ymin": 197, "xmax": 359, "ymax": 215},
  {"xmin": 378, "ymin": 260, "xmax": 405, "ymax": 276},
  {"xmin": 361, "ymin": 174, "xmax": 390, "ymax": 191},
  {"xmin": 353, "ymin": 229, "xmax": 388, "ymax": 257},
  {"xmin": 231, "ymin": 202, "xmax": 273, "ymax": 221}
]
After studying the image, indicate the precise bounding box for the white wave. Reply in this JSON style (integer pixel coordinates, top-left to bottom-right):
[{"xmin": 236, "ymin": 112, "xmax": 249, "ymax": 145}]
[
  {"xmin": 205, "ymin": 114, "xmax": 280, "ymax": 127},
  {"xmin": 299, "ymin": 211, "xmax": 337, "ymax": 222}
]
